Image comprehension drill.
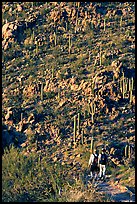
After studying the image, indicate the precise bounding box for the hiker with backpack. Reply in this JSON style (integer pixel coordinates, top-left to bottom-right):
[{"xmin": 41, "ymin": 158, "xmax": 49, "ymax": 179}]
[
  {"xmin": 98, "ymin": 148, "xmax": 108, "ymax": 180},
  {"xmin": 88, "ymin": 149, "xmax": 99, "ymax": 180}
]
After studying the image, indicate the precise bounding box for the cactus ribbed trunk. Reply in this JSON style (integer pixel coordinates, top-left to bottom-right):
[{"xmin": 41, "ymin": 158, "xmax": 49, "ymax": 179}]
[
  {"xmin": 128, "ymin": 78, "xmax": 131, "ymax": 91},
  {"xmin": 41, "ymin": 83, "xmax": 43, "ymax": 101},
  {"xmin": 31, "ymin": 30, "xmax": 35, "ymax": 41},
  {"xmin": 91, "ymin": 102, "xmax": 94, "ymax": 123},
  {"xmin": 69, "ymin": 34, "xmax": 71, "ymax": 54},
  {"xmin": 125, "ymin": 145, "xmax": 128, "ymax": 157},
  {"xmin": 128, "ymin": 145, "xmax": 131, "ymax": 159},
  {"xmin": 21, "ymin": 112, "xmax": 23, "ymax": 122},
  {"xmin": 74, "ymin": 115, "xmax": 77, "ymax": 143},
  {"xmin": 131, "ymin": 77, "xmax": 134, "ymax": 90},
  {"xmin": 89, "ymin": 51, "xmax": 91, "ymax": 62},
  {"xmin": 77, "ymin": 113, "xmax": 80, "ymax": 135},
  {"xmin": 129, "ymin": 89, "xmax": 132, "ymax": 103},
  {"xmin": 81, "ymin": 129, "xmax": 84, "ymax": 144},
  {"xmin": 100, "ymin": 46, "xmax": 102, "ymax": 66},
  {"xmin": 54, "ymin": 32, "xmax": 57, "ymax": 46},
  {"xmin": 122, "ymin": 71, "xmax": 125, "ymax": 98},
  {"xmin": 36, "ymin": 41, "xmax": 38, "ymax": 55},
  {"xmin": 120, "ymin": 78, "xmax": 122, "ymax": 93}
]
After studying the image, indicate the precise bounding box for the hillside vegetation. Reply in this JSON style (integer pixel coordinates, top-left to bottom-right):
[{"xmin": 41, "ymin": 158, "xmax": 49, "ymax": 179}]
[{"xmin": 2, "ymin": 2, "xmax": 135, "ymax": 202}]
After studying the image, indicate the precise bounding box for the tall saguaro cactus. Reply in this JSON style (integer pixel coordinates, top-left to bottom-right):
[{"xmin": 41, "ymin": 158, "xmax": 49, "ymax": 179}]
[
  {"xmin": 122, "ymin": 71, "xmax": 125, "ymax": 98},
  {"xmin": 125, "ymin": 144, "xmax": 128, "ymax": 157},
  {"xmin": 125, "ymin": 139, "xmax": 131, "ymax": 158},
  {"xmin": 100, "ymin": 45, "xmax": 102, "ymax": 66},
  {"xmin": 73, "ymin": 115, "xmax": 77, "ymax": 143},
  {"xmin": 41, "ymin": 83, "xmax": 43, "ymax": 101},
  {"xmin": 81, "ymin": 129, "xmax": 84, "ymax": 144},
  {"xmin": 120, "ymin": 78, "xmax": 122, "ymax": 93},
  {"xmin": 89, "ymin": 51, "xmax": 91, "ymax": 62},
  {"xmin": 129, "ymin": 78, "xmax": 133, "ymax": 103},
  {"xmin": 77, "ymin": 2, "xmax": 80, "ymax": 8},
  {"xmin": 131, "ymin": 77, "xmax": 134, "ymax": 90},
  {"xmin": 21, "ymin": 112, "xmax": 23, "ymax": 122},
  {"xmin": 31, "ymin": 30, "xmax": 35, "ymax": 42},
  {"xmin": 75, "ymin": 13, "xmax": 78, "ymax": 34},
  {"xmin": 129, "ymin": 89, "xmax": 133, "ymax": 104},
  {"xmin": 54, "ymin": 32, "xmax": 57, "ymax": 46},
  {"xmin": 89, "ymin": 101, "xmax": 95, "ymax": 123},
  {"xmin": 68, "ymin": 34, "xmax": 71, "ymax": 54},
  {"xmin": 128, "ymin": 144, "xmax": 131, "ymax": 159},
  {"xmin": 36, "ymin": 41, "xmax": 39, "ymax": 55},
  {"xmin": 77, "ymin": 113, "xmax": 80, "ymax": 135}
]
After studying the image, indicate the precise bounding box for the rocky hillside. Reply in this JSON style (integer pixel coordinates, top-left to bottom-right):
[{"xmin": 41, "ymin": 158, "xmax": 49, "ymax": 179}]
[{"xmin": 2, "ymin": 2, "xmax": 135, "ymax": 202}]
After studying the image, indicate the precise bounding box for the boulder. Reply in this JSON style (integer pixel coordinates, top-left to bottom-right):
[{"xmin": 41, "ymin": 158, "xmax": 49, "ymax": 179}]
[{"xmin": 17, "ymin": 5, "xmax": 23, "ymax": 12}]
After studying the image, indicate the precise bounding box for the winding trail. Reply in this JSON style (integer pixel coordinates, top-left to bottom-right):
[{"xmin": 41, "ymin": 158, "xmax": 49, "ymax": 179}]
[
  {"xmin": 85, "ymin": 175, "xmax": 135, "ymax": 202},
  {"xmin": 96, "ymin": 181, "xmax": 135, "ymax": 202}
]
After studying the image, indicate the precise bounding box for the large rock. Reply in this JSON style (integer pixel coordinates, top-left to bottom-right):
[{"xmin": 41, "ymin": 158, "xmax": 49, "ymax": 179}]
[
  {"xmin": 2, "ymin": 22, "xmax": 18, "ymax": 39},
  {"xmin": 2, "ymin": 14, "xmax": 38, "ymax": 50},
  {"xmin": 2, "ymin": 129, "xmax": 13, "ymax": 148}
]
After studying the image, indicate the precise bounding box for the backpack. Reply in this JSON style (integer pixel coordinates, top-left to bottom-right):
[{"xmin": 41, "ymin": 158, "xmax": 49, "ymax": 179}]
[
  {"xmin": 100, "ymin": 153, "xmax": 107, "ymax": 165},
  {"xmin": 93, "ymin": 154, "xmax": 98, "ymax": 166}
]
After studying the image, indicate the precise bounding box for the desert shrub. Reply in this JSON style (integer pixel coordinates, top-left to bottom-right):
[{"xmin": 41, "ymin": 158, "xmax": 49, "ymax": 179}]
[
  {"xmin": 2, "ymin": 145, "xmax": 68, "ymax": 202},
  {"xmin": 44, "ymin": 91, "xmax": 56, "ymax": 99}
]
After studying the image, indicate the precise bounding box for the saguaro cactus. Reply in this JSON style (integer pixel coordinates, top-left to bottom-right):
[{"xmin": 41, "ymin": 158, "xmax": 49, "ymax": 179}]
[
  {"xmin": 77, "ymin": 2, "xmax": 80, "ymax": 8},
  {"xmin": 128, "ymin": 144, "xmax": 131, "ymax": 159},
  {"xmin": 125, "ymin": 139, "xmax": 131, "ymax": 158},
  {"xmin": 125, "ymin": 78, "xmax": 128, "ymax": 92},
  {"xmin": 89, "ymin": 51, "xmax": 91, "ymax": 62},
  {"xmin": 81, "ymin": 129, "xmax": 84, "ymax": 144},
  {"xmin": 75, "ymin": 14, "xmax": 78, "ymax": 34},
  {"xmin": 41, "ymin": 83, "xmax": 43, "ymax": 101},
  {"xmin": 57, "ymin": 88, "xmax": 60, "ymax": 101},
  {"xmin": 21, "ymin": 112, "xmax": 23, "ymax": 122},
  {"xmin": 125, "ymin": 144, "xmax": 128, "ymax": 157},
  {"xmin": 77, "ymin": 113, "xmax": 80, "ymax": 135},
  {"xmin": 68, "ymin": 34, "xmax": 71, "ymax": 54},
  {"xmin": 89, "ymin": 101, "xmax": 95, "ymax": 123},
  {"xmin": 129, "ymin": 89, "xmax": 133, "ymax": 103},
  {"xmin": 131, "ymin": 77, "xmax": 134, "ymax": 90},
  {"xmin": 120, "ymin": 78, "xmax": 122, "ymax": 93},
  {"xmin": 31, "ymin": 30, "xmax": 35, "ymax": 42},
  {"xmin": 74, "ymin": 115, "xmax": 77, "ymax": 143},
  {"xmin": 54, "ymin": 32, "xmax": 57, "ymax": 46},
  {"xmin": 113, "ymin": 75, "xmax": 115, "ymax": 83},
  {"xmin": 122, "ymin": 71, "xmax": 125, "ymax": 98},
  {"xmin": 100, "ymin": 45, "xmax": 102, "ymax": 66}
]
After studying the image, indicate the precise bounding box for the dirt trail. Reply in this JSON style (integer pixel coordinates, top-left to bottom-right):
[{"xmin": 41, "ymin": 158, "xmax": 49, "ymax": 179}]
[
  {"xmin": 96, "ymin": 181, "xmax": 135, "ymax": 202},
  {"xmin": 85, "ymin": 175, "xmax": 135, "ymax": 202}
]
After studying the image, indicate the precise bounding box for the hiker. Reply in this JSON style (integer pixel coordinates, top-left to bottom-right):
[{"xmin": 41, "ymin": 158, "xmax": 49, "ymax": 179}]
[
  {"xmin": 88, "ymin": 149, "xmax": 99, "ymax": 180},
  {"xmin": 98, "ymin": 148, "xmax": 108, "ymax": 180}
]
